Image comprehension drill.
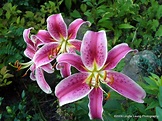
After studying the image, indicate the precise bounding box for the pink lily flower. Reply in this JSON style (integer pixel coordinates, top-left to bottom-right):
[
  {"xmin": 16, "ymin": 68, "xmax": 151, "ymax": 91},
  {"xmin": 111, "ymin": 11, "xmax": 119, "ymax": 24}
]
[
  {"xmin": 55, "ymin": 30, "xmax": 146, "ymax": 120},
  {"xmin": 12, "ymin": 28, "xmax": 54, "ymax": 94},
  {"xmin": 33, "ymin": 13, "xmax": 90, "ymax": 77}
]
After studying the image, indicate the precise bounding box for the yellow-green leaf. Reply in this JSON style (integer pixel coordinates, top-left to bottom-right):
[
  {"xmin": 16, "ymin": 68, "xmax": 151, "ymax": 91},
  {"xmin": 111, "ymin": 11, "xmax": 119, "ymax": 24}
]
[{"xmin": 118, "ymin": 24, "xmax": 135, "ymax": 29}]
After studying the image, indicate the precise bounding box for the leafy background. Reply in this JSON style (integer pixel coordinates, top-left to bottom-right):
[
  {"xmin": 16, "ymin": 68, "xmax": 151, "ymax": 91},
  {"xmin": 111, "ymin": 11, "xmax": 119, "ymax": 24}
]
[{"xmin": 0, "ymin": 0, "xmax": 162, "ymax": 121}]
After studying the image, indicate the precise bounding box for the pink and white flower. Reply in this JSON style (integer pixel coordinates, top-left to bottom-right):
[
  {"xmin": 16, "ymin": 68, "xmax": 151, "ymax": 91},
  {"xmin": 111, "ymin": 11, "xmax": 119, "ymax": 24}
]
[
  {"xmin": 13, "ymin": 28, "xmax": 54, "ymax": 94},
  {"xmin": 33, "ymin": 13, "xmax": 90, "ymax": 77},
  {"xmin": 55, "ymin": 30, "xmax": 146, "ymax": 120}
]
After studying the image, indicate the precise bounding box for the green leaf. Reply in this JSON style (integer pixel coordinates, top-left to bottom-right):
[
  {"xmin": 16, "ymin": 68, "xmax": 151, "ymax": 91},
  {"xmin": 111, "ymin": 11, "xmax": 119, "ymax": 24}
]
[
  {"xmin": 151, "ymin": 19, "xmax": 159, "ymax": 31},
  {"xmin": 80, "ymin": 4, "xmax": 87, "ymax": 12},
  {"xmin": 6, "ymin": 106, "xmax": 12, "ymax": 114},
  {"xmin": 155, "ymin": 25, "xmax": 162, "ymax": 36},
  {"xmin": 0, "ymin": 97, "xmax": 4, "ymax": 106},
  {"xmin": 25, "ymin": 11, "xmax": 34, "ymax": 18},
  {"xmin": 21, "ymin": 17, "xmax": 25, "ymax": 25},
  {"xmin": 6, "ymin": 81, "xmax": 12, "ymax": 85},
  {"xmin": 16, "ymin": 16, "xmax": 20, "ymax": 24},
  {"xmin": 3, "ymin": 73, "xmax": 14, "ymax": 79},
  {"xmin": 143, "ymin": 77, "xmax": 157, "ymax": 87},
  {"xmin": 159, "ymin": 86, "xmax": 162, "ymax": 107},
  {"xmin": 156, "ymin": 107, "xmax": 162, "ymax": 120},
  {"xmin": 146, "ymin": 101, "xmax": 159, "ymax": 110},
  {"xmin": 118, "ymin": 24, "xmax": 135, "ymax": 29},
  {"xmin": 65, "ymin": 0, "xmax": 71, "ymax": 10},
  {"xmin": 0, "ymin": 66, "xmax": 8, "ymax": 75},
  {"xmin": 70, "ymin": 10, "xmax": 81, "ymax": 18},
  {"xmin": 49, "ymin": 1, "xmax": 55, "ymax": 7},
  {"xmin": 6, "ymin": 11, "xmax": 11, "ymax": 19},
  {"xmin": 21, "ymin": 90, "xmax": 25, "ymax": 99},
  {"xmin": 0, "ymin": 9, "xmax": 3, "ymax": 16}
]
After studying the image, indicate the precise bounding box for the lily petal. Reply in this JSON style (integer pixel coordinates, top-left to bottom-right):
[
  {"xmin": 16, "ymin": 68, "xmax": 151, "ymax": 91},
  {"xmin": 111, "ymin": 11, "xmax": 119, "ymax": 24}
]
[
  {"xmin": 35, "ymin": 68, "xmax": 52, "ymax": 94},
  {"xmin": 56, "ymin": 62, "xmax": 71, "ymax": 77},
  {"xmin": 88, "ymin": 87, "xmax": 103, "ymax": 120},
  {"xmin": 47, "ymin": 14, "xmax": 67, "ymax": 41},
  {"xmin": 67, "ymin": 39, "xmax": 82, "ymax": 53},
  {"xmin": 35, "ymin": 30, "xmax": 55, "ymax": 43},
  {"xmin": 31, "ymin": 35, "xmax": 43, "ymax": 47},
  {"xmin": 33, "ymin": 42, "xmax": 59, "ymax": 68},
  {"xmin": 41, "ymin": 63, "xmax": 54, "ymax": 73},
  {"xmin": 24, "ymin": 44, "xmax": 36, "ymax": 59},
  {"xmin": 30, "ymin": 72, "xmax": 36, "ymax": 81},
  {"xmin": 106, "ymin": 70, "xmax": 146, "ymax": 103},
  {"xmin": 105, "ymin": 43, "xmax": 133, "ymax": 70},
  {"xmin": 68, "ymin": 19, "xmax": 91, "ymax": 39},
  {"xmin": 81, "ymin": 30, "xmax": 107, "ymax": 70},
  {"xmin": 57, "ymin": 53, "xmax": 86, "ymax": 72},
  {"xmin": 55, "ymin": 73, "xmax": 91, "ymax": 106},
  {"xmin": 30, "ymin": 64, "xmax": 36, "ymax": 72},
  {"xmin": 23, "ymin": 27, "xmax": 35, "ymax": 48}
]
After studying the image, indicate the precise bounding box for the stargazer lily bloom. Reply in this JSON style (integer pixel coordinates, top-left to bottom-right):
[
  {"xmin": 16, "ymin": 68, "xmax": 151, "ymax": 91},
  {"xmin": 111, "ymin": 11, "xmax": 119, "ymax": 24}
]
[
  {"xmin": 33, "ymin": 13, "xmax": 91, "ymax": 77},
  {"xmin": 55, "ymin": 30, "xmax": 146, "ymax": 120},
  {"xmin": 11, "ymin": 28, "xmax": 54, "ymax": 94}
]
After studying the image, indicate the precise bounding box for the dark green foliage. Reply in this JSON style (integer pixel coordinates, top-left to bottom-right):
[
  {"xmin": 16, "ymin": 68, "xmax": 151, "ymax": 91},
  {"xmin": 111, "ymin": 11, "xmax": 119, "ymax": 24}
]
[
  {"xmin": 0, "ymin": 1, "xmax": 62, "ymax": 65},
  {"xmin": 68, "ymin": 0, "xmax": 162, "ymax": 50}
]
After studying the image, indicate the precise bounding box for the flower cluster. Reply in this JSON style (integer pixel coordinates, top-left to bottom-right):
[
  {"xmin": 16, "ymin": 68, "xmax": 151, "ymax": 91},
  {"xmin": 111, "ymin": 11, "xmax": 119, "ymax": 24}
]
[{"xmin": 13, "ymin": 13, "xmax": 146, "ymax": 120}]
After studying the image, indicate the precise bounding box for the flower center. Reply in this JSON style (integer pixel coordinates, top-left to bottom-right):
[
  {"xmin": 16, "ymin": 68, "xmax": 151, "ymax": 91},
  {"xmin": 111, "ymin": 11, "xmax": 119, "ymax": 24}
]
[{"xmin": 85, "ymin": 61, "xmax": 107, "ymax": 88}]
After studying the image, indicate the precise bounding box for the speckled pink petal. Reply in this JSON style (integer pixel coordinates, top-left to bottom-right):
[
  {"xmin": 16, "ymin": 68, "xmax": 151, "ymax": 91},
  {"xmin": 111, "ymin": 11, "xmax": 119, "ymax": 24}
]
[
  {"xmin": 56, "ymin": 63, "xmax": 71, "ymax": 77},
  {"xmin": 55, "ymin": 73, "xmax": 91, "ymax": 106},
  {"xmin": 41, "ymin": 63, "xmax": 54, "ymax": 73},
  {"xmin": 67, "ymin": 39, "xmax": 82, "ymax": 53},
  {"xmin": 106, "ymin": 70, "xmax": 146, "ymax": 103},
  {"xmin": 35, "ymin": 68, "xmax": 52, "ymax": 94},
  {"xmin": 57, "ymin": 53, "xmax": 86, "ymax": 72},
  {"xmin": 23, "ymin": 27, "xmax": 35, "ymax": 48},
  {"xmin": 68, "ymin": 19, "xmax": 91, "ymax": 39},
  {"xmin": 47, "ymin": 14, "xmax": 67, "ymax": 41},
  {"xmin": 88, "ymin": 87, "xmax": 103, "ymax": 120},
  {"xmin": 35, "ymin": 30, "xmax": 56, "ymax": 43},
  {"xmin": 33, "ymin": 42, "xmax": 59, "ymax": 68},
  {"xmin": 81, "ymin": 30, "xmax": 107, "ymax": 70},
  {"xmin": 105, "ymin": 43, "xmax": 133, "ymax": 70}
]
